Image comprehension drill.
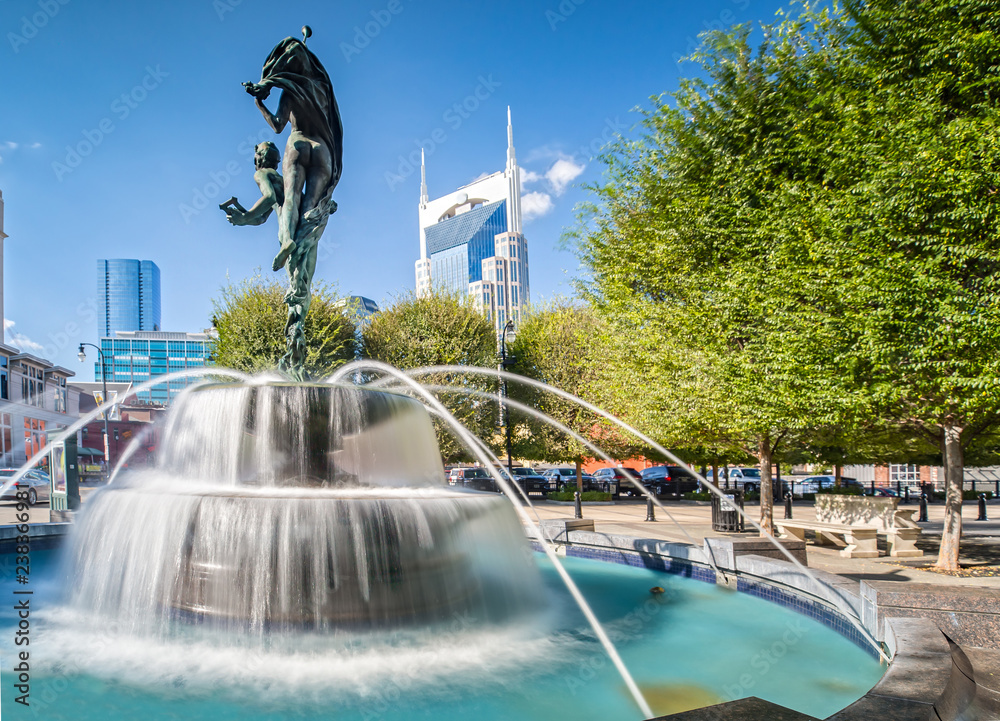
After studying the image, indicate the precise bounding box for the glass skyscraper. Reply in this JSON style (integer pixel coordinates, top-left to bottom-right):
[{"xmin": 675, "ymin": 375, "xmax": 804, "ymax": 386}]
[
  {"xmin": 97, "ymin": 259, "xmax": 161, "ymax": 338},
  {"xmin": 96, "ymin": 330, "xmax": 213, "ymax": 405}
]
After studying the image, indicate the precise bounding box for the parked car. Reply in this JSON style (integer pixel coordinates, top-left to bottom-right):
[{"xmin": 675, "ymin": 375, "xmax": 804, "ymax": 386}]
[
  {"xmin": 0, "ymin": 468, "xmax": 50, "ymax": 506},
  {"xmin": 797, "ymin": 475, "xmax": 863, "ymax": 494},
  {"xmin": 542, "ymin": 468, "xmax": 601, "ymax": 492},
  {"xmin": 542, "ymin": 467, "xmax": 575, "ymax": 490},
  {"xmin": 640, "ymin": 465, "xmax": 700, "ymax": 497},
  {"xmin": 592, "ymin": 467, "xmax": 642, "ymax": 495},
  {"xmin": 868, "ymin": 487, "xmax": 898, "ymax": 497},
  {"xmin": 505, "ymin": 467, "xmax": 549, "ymax": 497},
  {"xmin": 455, "ymin": 467, "xmax": 498, "ymax": 492},
  {"xmin": 447, "ymin": 467, "xmax": 466, "ymax": 485},
  {"xmin": 728, "ymin": 467, "xmax": 763, "ymax": 493}
]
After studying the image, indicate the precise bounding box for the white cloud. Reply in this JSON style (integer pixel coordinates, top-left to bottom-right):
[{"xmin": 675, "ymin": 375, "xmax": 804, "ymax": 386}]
[
  {"xmin": 30, "ymin": 142, "xmax": 42, "ymax": 149},
  {"xmin": 521, "ymin": 191, "xmax": 554, "ymax": 221},
  {"xmin": 545, "ymin": 157, "xmax": 586, "ymax": 196},
  {"xmin": 519, "ymin": 167, "xmax": 542, "ymax": 184},
  {"xmin": 4, "ymin": 319, "xmax": 46, "ymax": 354},
  {"xmin": 4, "ymin": 142, "xmax": 17, "ymax": 150}
]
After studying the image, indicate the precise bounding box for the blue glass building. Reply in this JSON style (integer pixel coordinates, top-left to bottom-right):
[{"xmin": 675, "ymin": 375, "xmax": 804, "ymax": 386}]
[
  {"xmin": 96, "ymin": 331, "xmax": 213, "ymax": 405},
  {"xmin": 97, "ymin": 259, "xmax": 161, "ymax": 338}
]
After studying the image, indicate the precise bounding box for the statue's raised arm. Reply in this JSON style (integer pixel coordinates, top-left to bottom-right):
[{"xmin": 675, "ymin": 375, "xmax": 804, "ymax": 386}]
[{"xmin": 247, "ymin": 31, "xmax": 343, "ymax": 272}]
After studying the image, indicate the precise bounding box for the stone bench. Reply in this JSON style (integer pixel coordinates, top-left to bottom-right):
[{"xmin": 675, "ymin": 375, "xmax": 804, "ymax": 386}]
[
  {"xmin": 877, "ymin": 526, "xmax": 923, "ymax": 557},
  {"xmin": 774, "ymin": 519, "xmax": 879, "ymax": 558}
]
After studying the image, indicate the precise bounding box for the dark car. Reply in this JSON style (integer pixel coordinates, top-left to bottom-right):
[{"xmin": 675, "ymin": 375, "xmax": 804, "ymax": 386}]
[
  {"xmin": 640, "ymin": 465, "xmax": 700, "ymax": 497},
  {"xmin": 592, "ymin": 467, "xmax": 642, "ymax": 496},
  {"xmin": 457, "ymin": 467, "xmax": 500, "ymax": 492},
  {"xmin": 506, "ymin": 467, "xmax": 549, "ymax": 497},
  {"xmin": 543, "ymin": 468, "xmax": 601, "ymax": 492}
]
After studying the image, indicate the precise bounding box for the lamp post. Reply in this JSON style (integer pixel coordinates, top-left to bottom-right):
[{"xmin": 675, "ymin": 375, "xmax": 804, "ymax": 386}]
[
  {"xmin": 78, "ymin": 343, "xmax": 111, "ymax": 480},
  {"xmin": 499, "ymin": 320, "xmax": 516, "ymax": 477}
]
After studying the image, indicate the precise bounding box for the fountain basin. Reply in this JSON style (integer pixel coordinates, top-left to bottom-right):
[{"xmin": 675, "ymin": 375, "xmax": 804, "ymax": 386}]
[
  {"xmin": 0, "ymin": 544, "xmax": 885, "ymax": 720},
  {"xmin": 66, "ymin": 482, "xmax": 540, "ymax": 630}
]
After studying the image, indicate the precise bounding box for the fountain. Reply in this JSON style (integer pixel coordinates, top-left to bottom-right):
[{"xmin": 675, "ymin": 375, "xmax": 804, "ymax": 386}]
[{"xmin": 66, "ymin": 382, "xmax": 542, "ymax": 632}]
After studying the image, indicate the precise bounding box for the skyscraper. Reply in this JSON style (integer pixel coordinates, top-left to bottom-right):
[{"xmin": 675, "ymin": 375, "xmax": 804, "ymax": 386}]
[
  {"xmin": 415, "ymin": 108, "xmax": 529, "ymax": 334},
  {"xmin": 97, "ymin": 259, "xmax": 161, "ymax": 337}
]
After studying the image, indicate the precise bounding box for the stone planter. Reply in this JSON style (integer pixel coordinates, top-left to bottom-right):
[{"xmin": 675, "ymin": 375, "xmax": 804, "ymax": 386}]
[{"xmin": 815, "ymin": 494, "xmax": 901, "ymax": 531}]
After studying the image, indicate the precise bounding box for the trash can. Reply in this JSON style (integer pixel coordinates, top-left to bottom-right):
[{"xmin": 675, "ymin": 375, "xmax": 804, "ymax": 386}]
[{"xmin": 711, "ymin": 488, "xmax": 745, "ymax": 532}]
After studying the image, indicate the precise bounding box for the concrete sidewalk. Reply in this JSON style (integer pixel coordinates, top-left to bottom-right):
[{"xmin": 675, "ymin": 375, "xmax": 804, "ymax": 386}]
[{"xmin": 525, "ymin": 498, "xmax": 1000, "ymax": 589}]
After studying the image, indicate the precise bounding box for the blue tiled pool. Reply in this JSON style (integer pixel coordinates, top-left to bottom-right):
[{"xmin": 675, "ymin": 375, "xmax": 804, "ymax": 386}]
[{"xmin": 0, "ymin": 547, "xmax": 882, "ymax": 720}]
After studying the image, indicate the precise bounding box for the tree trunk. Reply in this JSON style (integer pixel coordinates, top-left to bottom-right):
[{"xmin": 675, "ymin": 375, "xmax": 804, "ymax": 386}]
[
  {"xmin": 711, "ymin": 460, "xmax": 719, "ymax": 490},
  {"xmin": 936, "ymin": 422, "xmax": 965, "ymax": 571},
  {"xmin": 758, "ymin": 434, "xmax": 774, "ymax": 536},
  {"xmin": 834, "ymin": 464, "xmax": 842, "ymax": 489},
  {"xmin": 575, "ymin": 459, "xmax": 583, "ymax": 495}
]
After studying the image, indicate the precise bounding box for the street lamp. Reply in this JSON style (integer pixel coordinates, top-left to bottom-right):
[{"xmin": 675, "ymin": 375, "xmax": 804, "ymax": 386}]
[
  {"xmin": 499, "ymin": 320, "xmax": 517, "ymax": 477},
  {"xmin": 78, "ymin": 343, "xmax": 111, "ymax": 480}
]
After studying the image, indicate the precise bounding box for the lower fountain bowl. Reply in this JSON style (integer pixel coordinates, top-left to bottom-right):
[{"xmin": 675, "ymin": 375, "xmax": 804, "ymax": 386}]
[{"xmin": 68, "ymin": 484, "xmax": 542, "ymax": 631}]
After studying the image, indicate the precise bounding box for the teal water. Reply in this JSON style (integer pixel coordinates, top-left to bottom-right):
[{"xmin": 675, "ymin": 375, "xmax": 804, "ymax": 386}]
[{"xmin": 0, "ymin": 549, "xmax": 882, "ymax": 720}]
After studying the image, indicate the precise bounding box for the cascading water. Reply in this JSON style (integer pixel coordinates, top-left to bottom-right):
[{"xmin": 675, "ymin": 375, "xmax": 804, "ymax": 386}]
[{"xmin": 64, "ymin": 382, "xmax": 543, "ymax": 633}]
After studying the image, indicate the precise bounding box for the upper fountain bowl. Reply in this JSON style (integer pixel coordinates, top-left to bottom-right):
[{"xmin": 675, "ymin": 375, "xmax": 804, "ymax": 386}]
[{"xmin": 158, "ymin": 382, "xmax": 448, "ymax": 489}]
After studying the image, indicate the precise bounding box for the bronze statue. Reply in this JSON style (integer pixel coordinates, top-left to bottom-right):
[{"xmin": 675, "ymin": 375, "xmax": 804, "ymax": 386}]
[
  {"xmin": 221, "ymin": 27, "xmax": 344, "ymax": 379},
  {"xmin": 219, "ymin": 141, "xmax": 284, "ymax": 226}
]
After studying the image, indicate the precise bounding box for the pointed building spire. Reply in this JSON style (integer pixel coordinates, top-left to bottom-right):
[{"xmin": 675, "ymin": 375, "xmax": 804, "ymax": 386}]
[
  {"xmin": 506, "ymin": 106, "xmax": 516, "ymax": 166},
  {"xmin": 505, "ymin": 107, "xmax": 522, "ymax": 235},
  {"xmin": 419, "ymin": 148, "xmax": 429, "ymax": 206}
]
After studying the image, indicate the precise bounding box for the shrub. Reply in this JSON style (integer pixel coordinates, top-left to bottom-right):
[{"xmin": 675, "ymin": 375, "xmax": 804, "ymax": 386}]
[
  {"xmin": 816, "ymin": 486, "xmax": 864, "ymax": 496},
  {"xmin": 548, "ymin": 490, "xmax": 612, "ymax": 502},
  {"xmin": 682, "ymin": 492, "xmax": 713, "ymax": 501},
  {"xmin": 963, "ymin": 490, "xmax": 994, "ymax": 501}
]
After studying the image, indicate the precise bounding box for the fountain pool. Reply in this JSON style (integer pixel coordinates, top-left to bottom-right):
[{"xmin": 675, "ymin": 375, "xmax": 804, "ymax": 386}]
[{"xmin": 0, "ymin": 547, "xmax": 882, "ymax": 720}]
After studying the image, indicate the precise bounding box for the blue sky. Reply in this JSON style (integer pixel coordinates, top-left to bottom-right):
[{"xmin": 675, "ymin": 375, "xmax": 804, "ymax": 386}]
[{"xmin": 0, "ymin": 0, "xmax": 785, "ymax": 374}]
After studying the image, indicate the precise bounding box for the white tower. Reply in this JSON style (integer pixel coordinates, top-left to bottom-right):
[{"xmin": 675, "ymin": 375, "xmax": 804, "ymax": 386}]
[
  {"xmin": 414, "ymin": 110, "xmax": 529, "ymax": 319},
  {"xmin": 505, "ymin": 106, "xmax": 523, "ymax": 235}
]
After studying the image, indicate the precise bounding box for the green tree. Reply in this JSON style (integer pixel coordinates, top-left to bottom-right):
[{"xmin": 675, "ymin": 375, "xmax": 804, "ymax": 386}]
[
  {"xmin": 829, "ymin": 0, "xmax": 1000, "ymax": 569},
  {"xmin": 211, "ymin": 272, "xmax": 357, "ymax": 377},
  {"xmin": 361, "ymin": 291, "xmax": 498, "ymax": 462},
  {"xmin": 572, "ymin": 12, "xmax": 856, "ymax": 534},
  {"xmin": 507, "ymin": 301, "xmax": 617, "ymax": 492}
]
